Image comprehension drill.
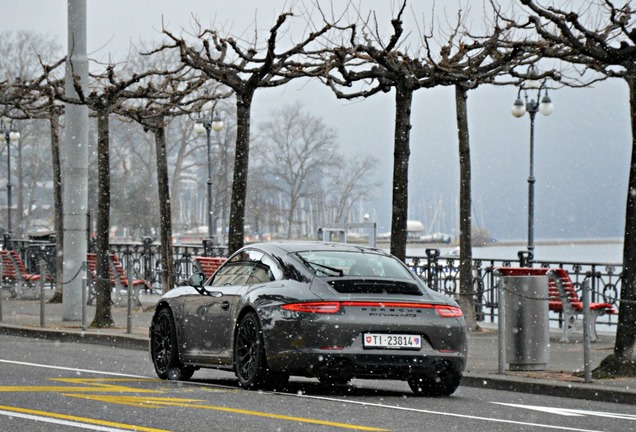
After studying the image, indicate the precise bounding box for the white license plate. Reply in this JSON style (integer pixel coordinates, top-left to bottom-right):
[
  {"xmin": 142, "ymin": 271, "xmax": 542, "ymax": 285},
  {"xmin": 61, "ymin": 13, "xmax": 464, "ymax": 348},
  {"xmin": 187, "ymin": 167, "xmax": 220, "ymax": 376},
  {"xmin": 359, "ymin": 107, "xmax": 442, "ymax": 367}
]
[{"xmin": 363, "ymin": 333, "xmax": 422, "ymax": 349}]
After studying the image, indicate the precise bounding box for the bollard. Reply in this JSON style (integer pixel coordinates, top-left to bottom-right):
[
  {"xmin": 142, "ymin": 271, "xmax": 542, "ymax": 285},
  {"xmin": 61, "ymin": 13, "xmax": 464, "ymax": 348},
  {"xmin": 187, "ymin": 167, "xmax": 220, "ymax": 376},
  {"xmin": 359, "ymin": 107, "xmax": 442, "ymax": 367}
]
[
  {"xmin": 39, "ymin": 259, "xmax": 46, "ymax": 328},
  {"xmin": 81, "ymin": 261, "xmax": 87, "ymax": 330},
  {"xmin": 0, "ymin": 258, "xmax": 3, "ymax": 322},
  {"xmin": 496, "ymin": 272, "xmax": 506, "ymax": 375},
  {"xmin": 582, "ymin": 279, "xmax": 592, "ymax": 383},
  {"xmin": 127, "ymin": 259, "xmax": 133, "ymax": 334}
]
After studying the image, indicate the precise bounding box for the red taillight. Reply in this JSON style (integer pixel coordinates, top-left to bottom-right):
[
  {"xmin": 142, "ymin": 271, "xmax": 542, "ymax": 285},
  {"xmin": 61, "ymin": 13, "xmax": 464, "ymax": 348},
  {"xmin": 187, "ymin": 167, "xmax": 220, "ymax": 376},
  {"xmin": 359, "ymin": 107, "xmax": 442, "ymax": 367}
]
[
  {"xmin": 281, "ymin": 302, "xmax": 341, "ymax": 314},
  {"xmin": 281, "ymin": 301, "xmax": 463, "ymax": 317},
  {"xmin": 435, "ymin": 305, "xmax": 463, "ymax": 317}
]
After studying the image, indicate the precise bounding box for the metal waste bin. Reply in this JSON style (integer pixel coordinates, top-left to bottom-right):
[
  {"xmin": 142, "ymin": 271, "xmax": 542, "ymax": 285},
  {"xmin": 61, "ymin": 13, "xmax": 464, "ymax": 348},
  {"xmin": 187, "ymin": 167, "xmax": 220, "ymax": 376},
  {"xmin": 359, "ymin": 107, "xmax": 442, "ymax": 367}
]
[{"xmin": 503, "ymin": 274, "xmax": 549, "ymax": 371}]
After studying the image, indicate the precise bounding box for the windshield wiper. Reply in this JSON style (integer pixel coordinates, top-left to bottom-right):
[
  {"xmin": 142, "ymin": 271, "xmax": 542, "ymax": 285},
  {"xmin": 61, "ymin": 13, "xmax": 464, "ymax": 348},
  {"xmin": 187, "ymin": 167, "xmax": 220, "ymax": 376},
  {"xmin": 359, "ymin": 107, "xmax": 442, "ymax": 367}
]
[{"xmin": 296, "ymin": 255, "xmax": 343, "ymax": 277}]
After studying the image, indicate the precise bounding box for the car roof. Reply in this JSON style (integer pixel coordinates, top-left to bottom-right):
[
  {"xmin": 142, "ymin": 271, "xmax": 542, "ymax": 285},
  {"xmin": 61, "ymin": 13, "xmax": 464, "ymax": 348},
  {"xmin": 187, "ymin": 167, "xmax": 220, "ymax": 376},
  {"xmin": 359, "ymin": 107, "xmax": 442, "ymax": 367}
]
[{"xmin": 244, "ymin": 241, "xmax": 391, "ymax": 256}]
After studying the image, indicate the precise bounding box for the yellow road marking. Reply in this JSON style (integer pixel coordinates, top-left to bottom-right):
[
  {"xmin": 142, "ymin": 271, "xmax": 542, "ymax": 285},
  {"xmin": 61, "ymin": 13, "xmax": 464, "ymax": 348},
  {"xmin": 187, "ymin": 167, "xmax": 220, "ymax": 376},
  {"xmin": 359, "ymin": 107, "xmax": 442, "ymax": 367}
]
[
  {"xmin": 0, "ymin": 377, "xmax": 388, "ymax": 431},
  {"xmin": 63, "ymin": 394, "xmax": 205, "ymax": 408},
  {"xmin": 0, "ymin": 377, "xmax": 161, "ymax": 393},
  {"xmin": 0, "ymin": 404, "xmax": 170, "ymax": 432},
  {"xmin": 64, "ymin": 394, "xmax": 388, "ymax": 431}
]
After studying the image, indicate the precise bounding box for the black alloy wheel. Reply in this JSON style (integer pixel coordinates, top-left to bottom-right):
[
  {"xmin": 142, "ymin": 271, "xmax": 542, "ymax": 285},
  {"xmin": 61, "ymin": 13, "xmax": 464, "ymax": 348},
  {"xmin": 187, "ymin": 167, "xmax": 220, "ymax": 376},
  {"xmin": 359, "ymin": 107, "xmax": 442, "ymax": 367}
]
[
  {"xmin": 234, "ymin": 311, "xmax": 288, "ymax": 390},
  {"xmin": 407, "ymin": 363, "xmax": 461, "ymax": 397},
  {"xmin": 151, "ymin": 307, "xmax": 194, "ymax": 381}
]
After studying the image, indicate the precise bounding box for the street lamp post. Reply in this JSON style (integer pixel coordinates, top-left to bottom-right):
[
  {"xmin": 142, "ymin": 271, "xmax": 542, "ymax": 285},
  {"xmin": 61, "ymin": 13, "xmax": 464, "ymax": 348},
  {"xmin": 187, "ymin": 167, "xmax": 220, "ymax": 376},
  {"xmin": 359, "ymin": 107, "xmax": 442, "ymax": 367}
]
[
  {"xmin": 511, "ymin": 65, "xmax": 554, "ymax": 259},
  {"xmin": 0, "ymin": 117, "xmax": 21, "ymax": 238},
  {"xmin": 194, "ymin": 105, "xmax": 224, "ymax": 244}
]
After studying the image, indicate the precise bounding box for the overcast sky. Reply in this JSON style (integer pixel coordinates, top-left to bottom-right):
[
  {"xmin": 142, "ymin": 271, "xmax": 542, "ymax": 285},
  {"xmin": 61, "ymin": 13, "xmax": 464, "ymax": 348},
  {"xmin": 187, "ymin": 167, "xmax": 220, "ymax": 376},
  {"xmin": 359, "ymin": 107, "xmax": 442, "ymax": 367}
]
[{"xmin": 3, "ymin": 0, "xmax": 631, "ymax": 248}]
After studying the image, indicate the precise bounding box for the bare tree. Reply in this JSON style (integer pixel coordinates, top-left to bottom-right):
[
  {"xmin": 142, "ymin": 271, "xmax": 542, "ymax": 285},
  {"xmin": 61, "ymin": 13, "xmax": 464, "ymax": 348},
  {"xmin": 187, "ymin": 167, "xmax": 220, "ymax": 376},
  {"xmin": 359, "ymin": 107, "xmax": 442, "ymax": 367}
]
[
  {"xmin": 0, "ymin": 31, "xmax": 65, "ymax": 301},
  {"xmin": 48, "ymin": 57, "xmax": 199, "ymax": 326},
  {"xmin": 322, "ymin": 3, "xmax": 527, "ymax": 329},
  {"xmin": 325, "ymin": 155, "xmax": 380, "ymax": 224},
  {"xmin": 255, "ymin": 102, "xmax": 337, "ymax": 238},
  {"xmin": 160, "ymin": 12, "xmax": 334, "ymax": 254},
  {"xmin": 114, "ymin": 46, "xmax": 227, "ymax": 292},
  {"xmin": 505, "ymin": 0, "xmax": 636, "ymax": 376}
]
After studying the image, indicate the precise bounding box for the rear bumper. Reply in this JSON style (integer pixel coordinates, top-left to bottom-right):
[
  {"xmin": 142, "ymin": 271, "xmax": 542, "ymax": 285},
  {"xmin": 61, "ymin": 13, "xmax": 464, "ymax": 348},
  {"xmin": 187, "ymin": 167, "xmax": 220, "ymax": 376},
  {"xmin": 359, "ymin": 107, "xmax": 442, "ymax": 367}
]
[{"xmin": 268, "ymin": 347, "xmax": 466, "ymax": 380}]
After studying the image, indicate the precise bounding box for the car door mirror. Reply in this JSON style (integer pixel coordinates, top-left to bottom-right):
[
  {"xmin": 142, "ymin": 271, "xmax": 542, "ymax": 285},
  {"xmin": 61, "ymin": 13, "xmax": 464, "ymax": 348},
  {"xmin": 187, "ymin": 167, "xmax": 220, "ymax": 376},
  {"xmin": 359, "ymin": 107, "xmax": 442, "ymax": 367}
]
[{"xmin": 188, "ymin": 272, "xmax": 206, "ymax": 288}]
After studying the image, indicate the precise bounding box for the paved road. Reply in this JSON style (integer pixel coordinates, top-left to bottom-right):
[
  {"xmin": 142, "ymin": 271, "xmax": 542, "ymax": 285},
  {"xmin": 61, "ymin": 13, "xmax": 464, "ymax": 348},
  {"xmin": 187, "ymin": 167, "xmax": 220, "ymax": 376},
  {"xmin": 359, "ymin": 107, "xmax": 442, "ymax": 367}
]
[{"xmin": 1, "ymin": 334, "xmax": 635, "ymax": 432}]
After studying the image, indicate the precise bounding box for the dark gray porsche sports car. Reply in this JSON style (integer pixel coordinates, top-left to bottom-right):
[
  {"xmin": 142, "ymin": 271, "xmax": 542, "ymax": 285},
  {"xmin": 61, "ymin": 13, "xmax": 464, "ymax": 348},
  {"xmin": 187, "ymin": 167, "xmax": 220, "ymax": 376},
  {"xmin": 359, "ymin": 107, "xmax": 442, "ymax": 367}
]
[{"xmin": 150, "ymin": 242, "xmax": 467, "ymax": 396}]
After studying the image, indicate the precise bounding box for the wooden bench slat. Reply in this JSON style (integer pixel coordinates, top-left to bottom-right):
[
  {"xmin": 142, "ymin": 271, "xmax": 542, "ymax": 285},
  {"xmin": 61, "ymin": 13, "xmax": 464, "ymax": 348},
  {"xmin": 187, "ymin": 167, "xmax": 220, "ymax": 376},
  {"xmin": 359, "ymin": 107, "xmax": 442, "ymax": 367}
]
[
  {"xmin": 86, "ymin": 253, "xmax": 149, "ymax": 307},
  {"xmin": 193, "ymin": 256, "xmax": 227, "ymax": 280},
  {"xmin": 1, "ymin": 250, "xmax": 42, "ymax": 299}
]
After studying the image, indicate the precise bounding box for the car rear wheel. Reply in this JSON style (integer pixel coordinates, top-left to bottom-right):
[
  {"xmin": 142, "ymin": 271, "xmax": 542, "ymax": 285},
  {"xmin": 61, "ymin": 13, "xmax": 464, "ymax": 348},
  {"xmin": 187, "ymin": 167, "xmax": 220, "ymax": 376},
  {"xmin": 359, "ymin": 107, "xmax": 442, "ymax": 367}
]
[
  {"xmin": 151, "ymin": 307, "xmax": 195, "ymax": 381},
  {"xmin": 234, "ymin": 311, "xmax": 288, "ymax": 390},
  {"xmin": 407, "ymin": 362, "xmax": 461, "ymax": 397}
]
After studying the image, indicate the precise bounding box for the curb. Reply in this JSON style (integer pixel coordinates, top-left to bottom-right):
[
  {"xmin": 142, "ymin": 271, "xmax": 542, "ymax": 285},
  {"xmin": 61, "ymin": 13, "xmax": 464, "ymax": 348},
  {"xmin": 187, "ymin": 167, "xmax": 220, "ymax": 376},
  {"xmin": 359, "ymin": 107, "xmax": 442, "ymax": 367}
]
[
  {"xmin": 0, "ymin": 324, "xmax": 149, "ymax": 351},
  {"xmin": 461, "ymin": 374, "xmax": 636, "ymax": 405}
]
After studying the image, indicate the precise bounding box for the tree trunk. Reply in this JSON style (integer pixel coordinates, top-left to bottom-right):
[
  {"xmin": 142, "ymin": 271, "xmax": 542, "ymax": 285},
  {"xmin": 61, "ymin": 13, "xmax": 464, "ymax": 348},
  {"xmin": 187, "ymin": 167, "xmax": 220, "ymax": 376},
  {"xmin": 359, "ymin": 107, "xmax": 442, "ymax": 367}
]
[
  {"xmin": 154, "ymin": 124, "xmax": 175, "ymax": 292},
  {"xmin": 390, "ymin": 83, "xmax": 412, "ymax": 261},
  {"xmin": 91, "ymin": 108, "xmax": 114, "ymax": 328},
  {"xmin": 49, "ymin": 108, "xmax": 64, "ymax": 303},
  {"xmin": 455, "ymin": 85, "xmax": 477, "ymax": 331},
  {"xmin": 16, "ymin": 135, "xmax": 24, "ymax": 239},
  {"xmin": 228, "ymin": 91, "xmax": 253, "ymax": 254},
  {"xmin": 615, "ymin": 74, "xmax": 636, "ymax": 361}
]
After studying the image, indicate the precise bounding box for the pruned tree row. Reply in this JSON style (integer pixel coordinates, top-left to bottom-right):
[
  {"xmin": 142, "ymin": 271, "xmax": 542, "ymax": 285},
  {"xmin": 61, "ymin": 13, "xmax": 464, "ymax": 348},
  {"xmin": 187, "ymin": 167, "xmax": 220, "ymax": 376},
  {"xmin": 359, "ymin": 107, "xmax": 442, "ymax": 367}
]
[{"xmin": 1, "ymin": 1, "xmax": 634, "ymax": 373}]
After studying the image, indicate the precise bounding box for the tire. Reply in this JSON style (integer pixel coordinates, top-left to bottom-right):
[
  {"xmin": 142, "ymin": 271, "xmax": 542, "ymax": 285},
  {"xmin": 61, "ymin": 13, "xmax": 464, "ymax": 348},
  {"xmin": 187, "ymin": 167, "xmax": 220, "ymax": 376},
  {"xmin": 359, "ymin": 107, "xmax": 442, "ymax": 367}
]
[
  {"xmin": 234, "ymin": 311, "xmax": 288, "ymax": 390},
  {"xmin": 150, "ymin": 307, "xmax": 195, "ymax": 381},
  {"xmin": 407, "ymin": 363, "xmax": 461, "ymax": 397}
]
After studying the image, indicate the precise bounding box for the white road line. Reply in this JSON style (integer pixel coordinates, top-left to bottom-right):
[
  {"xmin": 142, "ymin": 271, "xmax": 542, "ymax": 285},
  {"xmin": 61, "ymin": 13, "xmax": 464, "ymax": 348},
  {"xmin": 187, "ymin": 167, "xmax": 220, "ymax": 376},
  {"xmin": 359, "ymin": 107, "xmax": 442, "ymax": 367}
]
[
  {"xmin": 284, "ymin": 393, "xmax": 605, "ymax": 432},
  {"xmin": 0, "ymin": 409, "xmax": 130, "ymax": 431},
  {"xmin": 0, "ymin": 359, "xmax": 147, "ymax": 378},
  {"xmin": 494, "ymin": 402, "xmax": 636, "ymax": 420},
  {"xmin": 0, "ymin": 358, "xmax": 611, "ymax": 431}
]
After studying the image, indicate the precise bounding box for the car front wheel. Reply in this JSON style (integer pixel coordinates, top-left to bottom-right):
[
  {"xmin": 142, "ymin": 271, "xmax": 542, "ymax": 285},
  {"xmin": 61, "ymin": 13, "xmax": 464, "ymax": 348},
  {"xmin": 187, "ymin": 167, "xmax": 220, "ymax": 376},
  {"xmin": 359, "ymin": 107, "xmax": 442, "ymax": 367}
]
[{"xmin": 150, "ymin": 307, "xmax": 195, "ymax": 381}]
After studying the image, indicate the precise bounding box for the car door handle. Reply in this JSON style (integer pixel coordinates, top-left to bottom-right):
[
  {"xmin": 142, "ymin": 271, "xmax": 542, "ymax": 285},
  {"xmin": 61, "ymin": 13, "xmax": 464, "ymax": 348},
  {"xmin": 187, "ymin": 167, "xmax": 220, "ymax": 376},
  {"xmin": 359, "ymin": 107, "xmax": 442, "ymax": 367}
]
[{"xmin": 220, "ymin": 301, "xmax": 230, "ymax": 310}]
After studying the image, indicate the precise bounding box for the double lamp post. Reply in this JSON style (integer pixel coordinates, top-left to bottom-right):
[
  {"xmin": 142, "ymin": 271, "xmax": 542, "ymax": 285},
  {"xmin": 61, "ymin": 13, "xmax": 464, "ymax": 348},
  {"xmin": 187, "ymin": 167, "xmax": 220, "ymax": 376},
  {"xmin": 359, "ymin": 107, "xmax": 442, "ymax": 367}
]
[
  {"xmin": 194, "ymin": 103, "xmax": 224, "ymax": 245},
  {"xmin": 0, "ymin": 117, "xmax": 21, "ymax": 240},
  {"xmin": 511, "ymin": 65, "xmax": 554, "ymax": 259}
]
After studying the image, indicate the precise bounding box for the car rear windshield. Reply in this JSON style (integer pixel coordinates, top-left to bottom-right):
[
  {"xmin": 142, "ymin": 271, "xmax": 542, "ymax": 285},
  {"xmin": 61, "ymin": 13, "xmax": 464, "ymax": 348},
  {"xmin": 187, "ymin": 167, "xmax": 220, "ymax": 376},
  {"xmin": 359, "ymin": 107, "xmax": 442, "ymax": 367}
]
[
  {"xmin": 295, "ymin": 250, "xmax": 415, "ymax": 280},
  {"xmin": 326, "ymin": 279, "xmax": 423, "ymax": 295}
]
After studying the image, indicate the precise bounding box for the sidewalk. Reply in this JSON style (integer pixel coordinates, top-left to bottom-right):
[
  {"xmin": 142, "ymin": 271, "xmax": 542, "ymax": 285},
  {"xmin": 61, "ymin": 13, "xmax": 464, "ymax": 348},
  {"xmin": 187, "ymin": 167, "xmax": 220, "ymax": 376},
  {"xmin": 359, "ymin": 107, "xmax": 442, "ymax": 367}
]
[{"xmin": 1, "ymin": 289, "xmax": 635, "ymax": 404}]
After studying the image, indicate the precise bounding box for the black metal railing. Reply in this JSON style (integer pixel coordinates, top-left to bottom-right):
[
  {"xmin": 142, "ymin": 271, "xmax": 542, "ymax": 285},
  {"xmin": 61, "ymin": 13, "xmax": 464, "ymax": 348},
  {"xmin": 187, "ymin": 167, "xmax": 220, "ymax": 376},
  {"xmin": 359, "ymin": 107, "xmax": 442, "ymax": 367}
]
[
  {"xmin": 3, "ymin": 238, "xmax": 622, "ymax": 328},
  {"xmin": 408, "ymin": 248, "xmax": 621, "ymax": 329}
]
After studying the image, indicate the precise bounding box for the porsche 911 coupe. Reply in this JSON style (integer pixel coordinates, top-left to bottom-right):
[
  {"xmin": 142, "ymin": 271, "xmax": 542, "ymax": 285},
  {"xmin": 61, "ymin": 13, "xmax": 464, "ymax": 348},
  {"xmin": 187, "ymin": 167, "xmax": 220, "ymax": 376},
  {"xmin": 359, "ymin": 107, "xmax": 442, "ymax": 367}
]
[{"xmin": 150, "ymin": 242, "xmax": 467, "ymax": 396}]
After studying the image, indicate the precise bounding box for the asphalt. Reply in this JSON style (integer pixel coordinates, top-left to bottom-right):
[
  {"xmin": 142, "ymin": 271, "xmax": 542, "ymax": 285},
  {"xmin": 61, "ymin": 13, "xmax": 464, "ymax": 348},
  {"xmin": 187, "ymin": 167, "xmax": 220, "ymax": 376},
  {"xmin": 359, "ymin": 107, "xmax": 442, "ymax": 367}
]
[{"xmin": 1, "ymin": 289, "xmax": 635, "ymax": 405}]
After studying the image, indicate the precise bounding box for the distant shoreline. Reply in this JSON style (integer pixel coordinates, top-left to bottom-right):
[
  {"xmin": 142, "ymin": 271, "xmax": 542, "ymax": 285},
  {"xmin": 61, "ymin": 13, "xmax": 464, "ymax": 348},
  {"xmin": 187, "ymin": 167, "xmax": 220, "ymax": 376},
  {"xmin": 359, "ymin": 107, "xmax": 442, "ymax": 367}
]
[{"xmin": 376, "ymin": 238, "xmax": 623, "ymax": 248}]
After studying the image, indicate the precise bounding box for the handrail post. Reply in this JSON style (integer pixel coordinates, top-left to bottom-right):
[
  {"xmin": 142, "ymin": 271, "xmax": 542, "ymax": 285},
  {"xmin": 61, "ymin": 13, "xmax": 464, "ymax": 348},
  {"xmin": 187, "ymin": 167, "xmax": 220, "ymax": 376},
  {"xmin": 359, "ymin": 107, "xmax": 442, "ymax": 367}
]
[
  {"xmin": 127, "ymin": 259, "xmax": 133, "ymax": 334},
  {"xmin": 0, "ymin": 257, "xmax": 3, "ymax": 322},
  {"xmin": 81, "ymin": 260, "xmax": 87, "ymax": 330},
  {"xmin": 39, "ymin": 259, "xmax": 46, "ymax": 327},
  {"xmin": 495, "ymin": 270, "xmax": 506, "ymax": 374},
  {"xmin": 582, "ymin": 278, "xmax": 592, "ymax": 383}
]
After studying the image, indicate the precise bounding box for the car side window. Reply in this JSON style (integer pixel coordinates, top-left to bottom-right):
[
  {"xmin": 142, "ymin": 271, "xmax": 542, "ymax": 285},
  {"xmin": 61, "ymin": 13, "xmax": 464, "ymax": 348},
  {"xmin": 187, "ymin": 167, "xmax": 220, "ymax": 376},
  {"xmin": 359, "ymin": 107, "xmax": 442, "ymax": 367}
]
[
  {"xmin": 210, "ymin": 249, "xmax": 283, "ymax": 286},
  {"xmin": 210, "ymin": 262, "xmax": 253, "ymax": 287},
  {"xmin": 246, "ymin": 262, "xmax": 273, "ymax": 284}
]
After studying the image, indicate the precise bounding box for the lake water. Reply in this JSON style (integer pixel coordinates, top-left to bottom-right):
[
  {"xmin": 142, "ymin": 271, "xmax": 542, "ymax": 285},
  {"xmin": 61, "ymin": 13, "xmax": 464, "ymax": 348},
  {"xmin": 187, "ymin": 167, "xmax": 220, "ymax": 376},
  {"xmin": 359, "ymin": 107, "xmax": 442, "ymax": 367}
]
[{"xmin": 402, "ymin": 240, "xmax": 624, "ymax": 264}]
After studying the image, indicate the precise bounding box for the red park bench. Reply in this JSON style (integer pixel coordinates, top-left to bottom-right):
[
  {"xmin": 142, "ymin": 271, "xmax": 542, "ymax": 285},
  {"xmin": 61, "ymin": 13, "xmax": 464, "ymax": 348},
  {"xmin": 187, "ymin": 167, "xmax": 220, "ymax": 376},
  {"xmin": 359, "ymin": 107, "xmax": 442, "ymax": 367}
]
[
  {"xmin": 1, "ymin": 249, "xmax": 42, "ymax": 299},
  {"xmin": 496, "ymin": 267, "xmax": 615, "ymax": 342},
  {"xmin": 87, "ymin": 253, "xmax": 150, "ymax": 307},
  {"xmin": 192, "ymin": 256, "xmax": 227, "ymax": 280}
]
